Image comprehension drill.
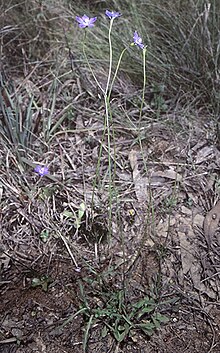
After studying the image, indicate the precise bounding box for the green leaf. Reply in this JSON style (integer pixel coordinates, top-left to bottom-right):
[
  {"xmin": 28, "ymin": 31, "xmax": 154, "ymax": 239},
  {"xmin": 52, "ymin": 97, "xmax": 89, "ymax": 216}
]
[
  {"xmin": 117, "ymin": 324, "xmax": 126, "ymax": 331},
  {"xmin": 136, "ymin": 306, "xmax": 155, "ymax": 319},
  {"xmin": 31, "ymin": 277, "xmax": 41, "ymax": 287},
  {"xmin": 101, "ymin": 326, "xmax": 108, "ymax": 338},
  {"xmin": 133, "ymin": 297, "xmax": 155, "ymax": 310},
  {"xmin": 159, "ymin": 297, "xmax": 179, "ymax": 306},
  {"xmin": 63, "ymin": 210, "xmax": 74, "ymax": 218},
  {"xmin": 137, "ymin": 322, "xmax": 155, "ymax": 336},
  {"xmin": 40, "ymin": 229, "xmax": 50, "ymax": 243},
  {"xmin": 78, "ymin": 202, "xmax": 86, "ymax": 219},
  {"xmin": 113, "ymin": 329, "xmax": 127, "ymax": 342},
  {"xmin": 133, "ymin": 298, "xmax": 148, "ymax": 309},
  {"xmin": 153, "ymin": 313, "xmax": 169, "ymax": 323},
  {"xmin": 140, "ymin": 327, "xmax": 154, "ymax": 336},
  {"xmin": 152, "ymin": 317, "xmax": 161, "ymax": 329}
]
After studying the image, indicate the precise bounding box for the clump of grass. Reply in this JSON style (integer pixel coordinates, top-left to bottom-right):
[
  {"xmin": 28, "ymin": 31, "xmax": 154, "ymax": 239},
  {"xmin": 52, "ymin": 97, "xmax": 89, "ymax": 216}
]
[
  {"xmin": 3, "ymin": 0, "xmax": 219, "ymax": 112},
  {"xmin": 0, "ymin": 0, "xmax": 63, "ymax": 66},
  {"xmin": 145, "ymin": 0, "xmax": 220, "ymax": 113},
  {"xmin": 0, "ymin": 72, "xmax": 39, "ymax": 151},
  {"xmin": 70, "ymin": 0, "xmax": 220, "ymax": 113}
]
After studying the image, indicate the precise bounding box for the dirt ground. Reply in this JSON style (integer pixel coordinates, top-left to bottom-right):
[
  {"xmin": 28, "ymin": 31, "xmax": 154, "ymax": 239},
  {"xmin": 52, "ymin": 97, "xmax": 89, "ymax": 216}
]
[
  {"xmin": 0, "ymin": 255, "xmax": 220, "ymax": 353},
  {"xmin": 0, "ymin": 252, "xmax": 220, "ymax": 353}
]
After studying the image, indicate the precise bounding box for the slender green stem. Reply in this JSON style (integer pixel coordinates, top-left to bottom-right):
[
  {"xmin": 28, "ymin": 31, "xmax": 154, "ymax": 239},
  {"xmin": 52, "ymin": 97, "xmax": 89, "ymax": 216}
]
[
  {"xmin": 139, "ymin": 47, "xmax": 147, "ymax": 124},
  {"xmin": 105, "ymin": 19, "xmax": 114, "ymax": 95},
  {"xmin": 108, "ymin": 47, "xmax": 127, "ymax": 101},
  {"xmin": 104, "ymin": 24, "xmax": 128, "ymax": 241},
  {"xmin": 104, "ymin": 97, "xmax": 113, "ymax": 240},
  {"xmin": 135, "ymin": 47, "xmax": 150, "ymax": 264},
  {"xmin": 81, "ymin": 21, "xmax": 126, "ymax": 241},
  {"xmin": 104, "ymin": 19, "xmax": 115, "ymax": 239},
  {"xmin": 105, "ymin": 40, "xmax": 128, "ymax": 234},
  {"xmin": 138, "ymin": 47, "xmax": 148, "ymax": 174}
]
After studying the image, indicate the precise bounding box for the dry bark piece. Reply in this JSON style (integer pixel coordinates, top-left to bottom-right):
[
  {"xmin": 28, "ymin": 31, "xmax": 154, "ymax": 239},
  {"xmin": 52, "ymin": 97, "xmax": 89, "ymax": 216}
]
[{"xmin": 203, "ymin": 200, "xmax": 220, "ymax": 248}]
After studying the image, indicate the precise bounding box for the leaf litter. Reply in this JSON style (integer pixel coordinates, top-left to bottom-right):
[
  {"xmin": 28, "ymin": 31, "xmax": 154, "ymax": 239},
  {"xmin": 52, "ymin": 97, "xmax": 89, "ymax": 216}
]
[{"xmin": 1, "ymin": 56, "xmax": 220, "ymax": 353}]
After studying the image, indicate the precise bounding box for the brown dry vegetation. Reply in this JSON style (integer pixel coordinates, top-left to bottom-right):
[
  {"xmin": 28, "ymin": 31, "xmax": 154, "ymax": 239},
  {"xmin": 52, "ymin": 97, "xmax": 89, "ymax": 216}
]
[{"xmin": 0, "ymin": 1, "xmax": 220, "ymax": 353}]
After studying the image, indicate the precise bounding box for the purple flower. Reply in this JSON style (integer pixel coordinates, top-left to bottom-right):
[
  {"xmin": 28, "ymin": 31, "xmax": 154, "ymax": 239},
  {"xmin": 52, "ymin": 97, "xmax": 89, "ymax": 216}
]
[
  {"xmin": 76, "ymin": 14, "xmax": 97, "ymax": 28},
  {"xmin": 34, "ymin": 165, "xmax": 49, "ymax": 177},
  {"xmin": 105, "ymin": 10, "xmax": 121, "ymax": 19},
  {"xmin": 133, "ymin": 31, "xmax": 144, "ymax": 49}
]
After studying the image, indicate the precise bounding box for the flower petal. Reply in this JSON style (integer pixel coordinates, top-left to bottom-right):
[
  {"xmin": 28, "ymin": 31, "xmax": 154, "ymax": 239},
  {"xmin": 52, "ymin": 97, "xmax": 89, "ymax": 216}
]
[
  {"xmin": 133, "ymin": 31, "xmax": 144, "ymax": 49},
  {"xmin": 34, "ymin": 165, "xmax": 49, "ymax": 176},
  {"xmin": 89, "ymin": 16, "xmax": 97, "ymax": 23},
  {"xmin": 105, "ymin": 10, "xmax": 121, "ymax": 19}
]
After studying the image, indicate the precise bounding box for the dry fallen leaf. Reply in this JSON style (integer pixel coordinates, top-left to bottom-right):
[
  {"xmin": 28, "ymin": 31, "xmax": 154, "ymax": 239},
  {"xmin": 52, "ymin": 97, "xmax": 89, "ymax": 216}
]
[
  {"xmin": 128, "ymin": 150, "xmax": 149, "ymax": 203},
  {"xmin": 194, "ymin": 145, "xmax": 215, "ymax": 164},
  {"xmin": 152, "ymin": 168, "xmax": 183, "ymax": 182},
  {"xmin": 178, "ymin": 221, "xmax": 195, "ymax": 275},
  {"xmin": 203, "ymin": 200, "xmax": 220, "ymax": 248}
]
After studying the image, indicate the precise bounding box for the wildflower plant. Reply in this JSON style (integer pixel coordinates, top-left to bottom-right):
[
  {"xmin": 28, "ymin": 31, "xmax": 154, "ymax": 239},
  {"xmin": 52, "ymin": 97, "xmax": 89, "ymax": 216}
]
[{"xmin": 75, "ymin": 11, "xmax": 147, "ymax": 239}]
